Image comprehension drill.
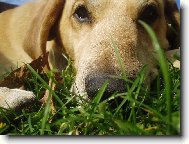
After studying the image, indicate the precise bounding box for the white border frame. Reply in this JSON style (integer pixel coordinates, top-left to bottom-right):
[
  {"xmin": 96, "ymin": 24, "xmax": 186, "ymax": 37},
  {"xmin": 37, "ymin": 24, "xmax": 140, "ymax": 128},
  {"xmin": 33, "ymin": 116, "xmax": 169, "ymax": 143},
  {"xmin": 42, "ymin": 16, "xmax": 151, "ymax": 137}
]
[{"xmin": 0, "ymin": 0, "xmax": 188, "ymax": 144}]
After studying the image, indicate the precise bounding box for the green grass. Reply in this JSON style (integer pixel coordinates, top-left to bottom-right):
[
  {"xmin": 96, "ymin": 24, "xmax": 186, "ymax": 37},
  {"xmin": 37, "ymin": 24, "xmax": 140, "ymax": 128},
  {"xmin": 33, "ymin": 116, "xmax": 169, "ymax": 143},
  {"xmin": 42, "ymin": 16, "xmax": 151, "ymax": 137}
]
[{"xmin": 0, "ymin": 23, "xmax": 180, "ymax": 135}]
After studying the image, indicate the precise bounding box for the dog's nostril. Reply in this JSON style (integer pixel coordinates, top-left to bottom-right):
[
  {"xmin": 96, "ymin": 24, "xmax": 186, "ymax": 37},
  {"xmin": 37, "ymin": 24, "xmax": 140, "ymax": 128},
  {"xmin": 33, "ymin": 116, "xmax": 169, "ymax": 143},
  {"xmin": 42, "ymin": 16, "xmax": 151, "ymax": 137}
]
[{"xmin": 85, "ymin": 75, "xmax": 126, "ymax": 99}]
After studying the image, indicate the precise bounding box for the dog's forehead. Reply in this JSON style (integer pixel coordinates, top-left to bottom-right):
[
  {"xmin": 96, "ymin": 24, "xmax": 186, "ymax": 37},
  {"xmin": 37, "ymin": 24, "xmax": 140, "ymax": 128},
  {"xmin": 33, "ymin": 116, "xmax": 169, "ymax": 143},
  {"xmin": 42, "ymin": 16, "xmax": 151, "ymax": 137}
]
[{"xmin": 84, "ymin": 0, "xmax": 164, "ymax": 6}]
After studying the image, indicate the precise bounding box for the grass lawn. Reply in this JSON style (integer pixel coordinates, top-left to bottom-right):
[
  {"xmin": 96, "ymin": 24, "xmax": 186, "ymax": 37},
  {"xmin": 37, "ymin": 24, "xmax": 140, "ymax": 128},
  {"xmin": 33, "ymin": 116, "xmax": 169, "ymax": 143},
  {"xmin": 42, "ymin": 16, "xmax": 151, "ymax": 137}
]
[{"xmin": 0, "ymin": 22, "xmax": 180, "ymax": 135}]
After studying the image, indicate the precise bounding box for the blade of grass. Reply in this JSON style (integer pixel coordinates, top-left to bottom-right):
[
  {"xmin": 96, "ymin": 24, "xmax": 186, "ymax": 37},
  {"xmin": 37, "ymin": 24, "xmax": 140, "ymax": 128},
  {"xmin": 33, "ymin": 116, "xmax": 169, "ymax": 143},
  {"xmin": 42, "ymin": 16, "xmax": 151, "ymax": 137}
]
[
  {"xmin": 28, "ymin": 115, "xmax": 33, "ymax": 134},
  {"xmin": 0, "ymin": 125, "xmax": 9, "ymax": 134},
  {"xmin": 139, "ymin": 20, "xmax": 172, "ymax": 134},
  {"xmin": 26, "ymin": 64, "xmax": 63, "ymax": 135},
  {"xmin": 128, "ymin": 66, "xmax": 147, "ymax": 124},
  {"xmin": 0, "ymin": 108, "xmax": 10, "ymax": 124},
  {"xmin": 40, "ymin": 93, "xmax": 51, "ymax": 135},
  {"xmin": 114, "ymin": 66, "xmax": 147, "ymax": 117},
  {"xmin": 27, "ymin": 64, "xmax": 64, "ymax": 106},
  {"xmin": 114, "ymin": 119, "xmax": 147, "ymax": 135},
  {"xmin": 127, "ymin": 96, "xmax": 164, "ymax": 121},
  {"xmin": 40, "ymin": 77, "xmax": 55, "ymax": 135},
  {"xmin": 92, "ymin": 80, "xmax": 109, "ymax": 112},
  {"xmin": 110, "ymin": 36, "xmax": 130, "ymax": 91}
]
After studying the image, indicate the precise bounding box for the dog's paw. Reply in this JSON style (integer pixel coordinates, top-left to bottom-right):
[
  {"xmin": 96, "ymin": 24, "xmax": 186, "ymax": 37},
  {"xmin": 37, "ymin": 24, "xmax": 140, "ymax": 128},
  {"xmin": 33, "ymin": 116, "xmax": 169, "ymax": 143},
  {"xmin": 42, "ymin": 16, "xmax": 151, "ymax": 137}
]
[{"xmin": 0, "ymin": 87, "xmax": 37, "ymax": 110}]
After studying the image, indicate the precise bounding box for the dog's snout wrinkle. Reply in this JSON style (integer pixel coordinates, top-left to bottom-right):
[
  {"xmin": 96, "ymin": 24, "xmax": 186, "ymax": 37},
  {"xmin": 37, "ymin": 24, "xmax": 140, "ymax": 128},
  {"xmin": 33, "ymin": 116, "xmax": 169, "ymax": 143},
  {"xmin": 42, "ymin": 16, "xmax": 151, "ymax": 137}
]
[{"xmin": 85, "ymin": 74, "xmax": 126, "ymax": 99}]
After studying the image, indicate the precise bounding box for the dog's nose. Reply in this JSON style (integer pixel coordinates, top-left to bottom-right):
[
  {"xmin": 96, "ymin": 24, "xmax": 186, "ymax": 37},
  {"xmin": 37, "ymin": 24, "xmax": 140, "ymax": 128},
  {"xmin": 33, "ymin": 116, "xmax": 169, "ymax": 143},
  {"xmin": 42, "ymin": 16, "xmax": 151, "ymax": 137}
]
[{"xmin": 85, "ymin": 75, "xmax": 126, "ymax": 99}]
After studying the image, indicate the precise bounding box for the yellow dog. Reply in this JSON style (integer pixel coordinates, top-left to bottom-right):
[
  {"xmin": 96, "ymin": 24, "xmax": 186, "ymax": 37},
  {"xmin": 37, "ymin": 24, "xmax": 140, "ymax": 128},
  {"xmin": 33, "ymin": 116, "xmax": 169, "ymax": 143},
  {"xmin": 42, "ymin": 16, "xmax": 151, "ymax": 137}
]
[{"xmin": 0, "ymin": 0, "xmax": 180, "ymax": 99}]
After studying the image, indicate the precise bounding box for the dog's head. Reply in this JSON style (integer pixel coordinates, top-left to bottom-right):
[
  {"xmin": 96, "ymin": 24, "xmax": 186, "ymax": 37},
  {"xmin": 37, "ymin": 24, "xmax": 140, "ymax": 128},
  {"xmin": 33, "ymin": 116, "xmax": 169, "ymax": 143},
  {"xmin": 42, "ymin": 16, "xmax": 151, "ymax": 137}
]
[{"xmin": 25, "ymin": 0, "xmax": 180, "ymax": 99}]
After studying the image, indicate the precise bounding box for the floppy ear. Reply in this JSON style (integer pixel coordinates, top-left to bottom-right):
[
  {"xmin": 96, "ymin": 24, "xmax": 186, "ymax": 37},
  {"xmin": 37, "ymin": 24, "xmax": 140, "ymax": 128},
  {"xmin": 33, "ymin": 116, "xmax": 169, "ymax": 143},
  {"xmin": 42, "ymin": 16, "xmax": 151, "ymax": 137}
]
[
  {"xmin": 165, "ymin": 0, "xmax": 180, "ymax": 50},
  {"xmin": 24, "ymin": 0, "xmax": 65, "ymax": 59}
]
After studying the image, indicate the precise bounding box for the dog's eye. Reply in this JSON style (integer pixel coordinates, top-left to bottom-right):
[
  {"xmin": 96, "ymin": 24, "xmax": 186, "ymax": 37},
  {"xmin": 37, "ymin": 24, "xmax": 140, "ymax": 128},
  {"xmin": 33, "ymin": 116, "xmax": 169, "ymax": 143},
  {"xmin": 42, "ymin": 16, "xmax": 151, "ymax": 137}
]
[
  {"xmin": 74, "ymin": 5, "xmax": 91, "ymax": 23},
  {"xmin": 139, "ymin": 4, "xmax": 159, "ymax": 25}
]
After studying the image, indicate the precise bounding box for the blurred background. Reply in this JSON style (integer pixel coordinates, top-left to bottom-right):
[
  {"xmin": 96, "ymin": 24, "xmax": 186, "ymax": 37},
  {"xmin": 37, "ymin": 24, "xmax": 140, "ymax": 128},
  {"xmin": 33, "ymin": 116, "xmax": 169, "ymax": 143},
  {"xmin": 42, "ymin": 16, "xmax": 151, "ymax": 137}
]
[{"xmin": 0, "ymin": 0, "xmax": 32, "ymax": 5}]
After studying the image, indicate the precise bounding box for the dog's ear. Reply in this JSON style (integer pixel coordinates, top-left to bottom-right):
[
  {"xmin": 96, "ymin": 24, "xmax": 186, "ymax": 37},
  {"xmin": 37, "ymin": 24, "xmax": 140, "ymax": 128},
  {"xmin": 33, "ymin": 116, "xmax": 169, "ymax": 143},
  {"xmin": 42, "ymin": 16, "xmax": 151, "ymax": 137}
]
[
  {"xmin": 165, "ymin": 0, "xmax": 180, "ymax": 50},
  {"xmin": 24, "ymin": 0, "xmax": 65, "ymax": 59}
]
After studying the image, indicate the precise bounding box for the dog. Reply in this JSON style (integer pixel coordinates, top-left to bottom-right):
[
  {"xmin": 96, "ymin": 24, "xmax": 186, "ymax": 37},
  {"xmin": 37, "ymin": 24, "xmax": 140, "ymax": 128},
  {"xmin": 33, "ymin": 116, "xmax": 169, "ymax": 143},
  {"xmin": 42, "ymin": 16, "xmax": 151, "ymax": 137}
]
[{"xmin": 0, "ymin": 0, "xmax": 180, "ymax": 100}]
